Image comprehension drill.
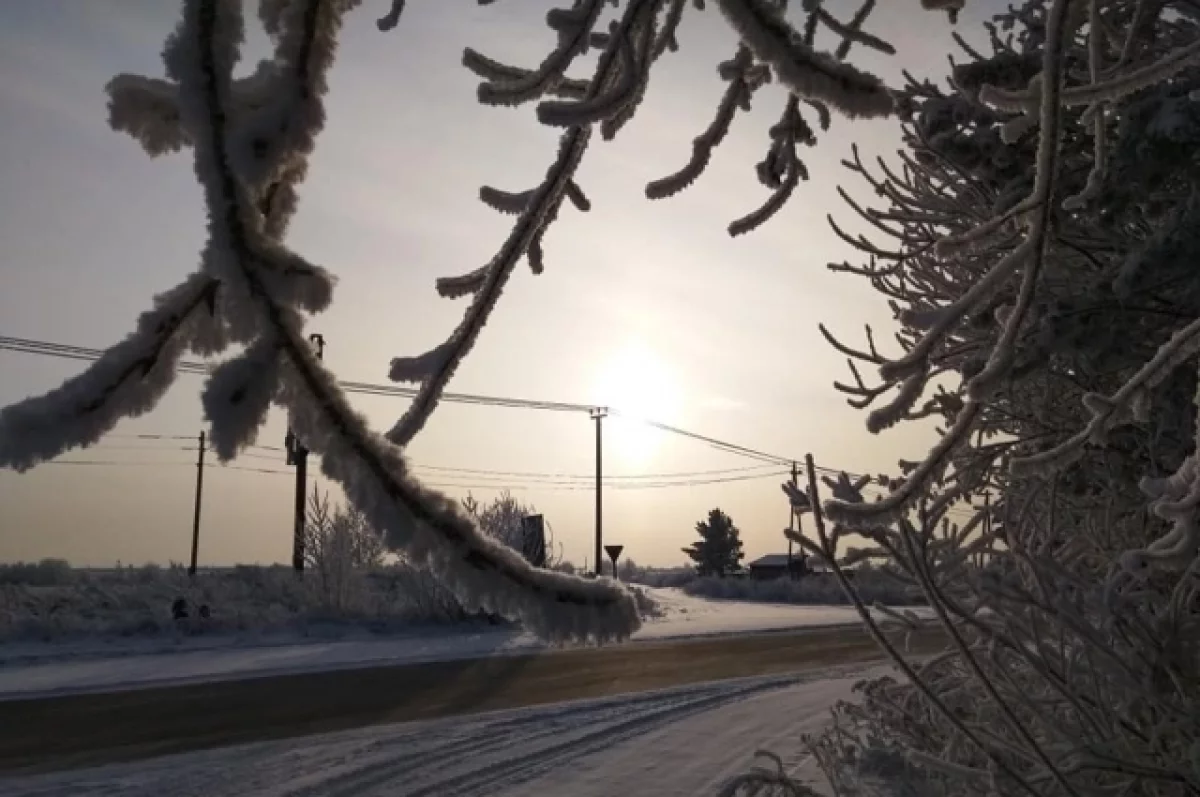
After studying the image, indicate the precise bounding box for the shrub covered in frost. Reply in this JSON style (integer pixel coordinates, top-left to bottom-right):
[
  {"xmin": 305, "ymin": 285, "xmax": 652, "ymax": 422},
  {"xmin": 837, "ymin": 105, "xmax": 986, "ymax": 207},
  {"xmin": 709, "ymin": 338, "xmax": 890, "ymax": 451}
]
[
  {"xmin": 622, "ymin": 563, "xmax": 698, "ymax": 589},
  {"xmin": 784, "ymin": 3, "xmax": 1200, "ymax": 796},
  {"xmin": 0, "ymin": 559, "xmax": 75, "ymax": 587},
  {"xmin": 0, "ymin": 562, "xmax": 473, "ymax": 646},
  {"xmin": 683, "ymin": 571, "xmax": 924, "ymax": 607}
]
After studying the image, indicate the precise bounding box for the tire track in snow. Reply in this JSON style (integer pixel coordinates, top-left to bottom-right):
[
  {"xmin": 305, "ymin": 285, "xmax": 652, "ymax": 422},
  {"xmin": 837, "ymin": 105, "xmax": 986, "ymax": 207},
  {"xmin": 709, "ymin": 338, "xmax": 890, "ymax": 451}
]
[
  {"xmin": 278, "ymin": 676, "xmax": 801, "ymax": 797},
  {"xmin": 392, "ymin": 677, "xmax": 804, "ymax": 797},
  {"xmin": 281, "ymin": 685, "xmax": 729, "ymax": 797},
  {"xmin": 511, "ymin": 662, "xmax": 886, "ymax": 797},
  {"xmin": 0, "ymin": 667, "xmax": 889, "ymax": 797},
  {"xmin": 1, "ymin": 624, "xmax": 946, "ymax": 777}
]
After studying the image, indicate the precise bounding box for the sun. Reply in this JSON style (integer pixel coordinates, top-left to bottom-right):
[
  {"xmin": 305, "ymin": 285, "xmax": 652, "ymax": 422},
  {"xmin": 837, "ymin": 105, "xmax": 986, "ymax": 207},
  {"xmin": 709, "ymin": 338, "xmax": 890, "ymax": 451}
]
[{"xmin": 591, "ymin": 342, "xmax": 681, "ymax": 464}]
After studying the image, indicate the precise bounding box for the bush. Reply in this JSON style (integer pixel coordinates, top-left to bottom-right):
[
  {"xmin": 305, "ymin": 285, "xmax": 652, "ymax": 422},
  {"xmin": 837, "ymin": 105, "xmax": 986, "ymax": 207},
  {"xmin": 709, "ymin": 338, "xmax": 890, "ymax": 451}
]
[
  {"xmin": 619, "ymin": 562, "xmax": 697, "ymax": 589},
  {"xmin": 0, "ymin": 559, "xmax": 75, "ymax": 586},
  {"xmin": 461, "ymin": 491, "xmax": 564, "ymax": 568},
  {"xmin": 305, "ymin": 489, "xmax": 386, "ymax": 612},
  {"xmin": 682, "ymin": 571, "xmax": 924, "ymax": 607}
]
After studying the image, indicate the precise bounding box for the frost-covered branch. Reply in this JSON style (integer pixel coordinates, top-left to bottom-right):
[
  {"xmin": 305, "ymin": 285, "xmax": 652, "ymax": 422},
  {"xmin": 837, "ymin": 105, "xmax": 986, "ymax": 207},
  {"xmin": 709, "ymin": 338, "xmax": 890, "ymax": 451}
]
[
  {"xmin": 714, "ymin": 0, "xmax": 894, "ymax": 119},
  {"xmin": 2, "ymin": 0, "xmax": 642, "ymax": 644},
  {"xmin": 387, "ymin": 0, "xmax": 918, "ymax": 442},
  {"xmin": 802, "ymin": 3, "xmax": 1200, "ymax": 794},
  {"xmin": 0, "ymin": 274, "xmax": 221, "ymax": 470},
  {"xmin": 384, "ymin": 0, "xmax": 659, "ymax": 445},
  {"xmin": 185, "ymin": 0, "xmax": 638, "ymax": 644}
]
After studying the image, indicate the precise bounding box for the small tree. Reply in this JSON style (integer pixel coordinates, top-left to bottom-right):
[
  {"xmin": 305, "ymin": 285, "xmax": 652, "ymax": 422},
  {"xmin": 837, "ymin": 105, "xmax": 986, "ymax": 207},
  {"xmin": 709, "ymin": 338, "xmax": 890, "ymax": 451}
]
[
  {"xmin": 305, "ymin": 489, "xmax": 385, "ymax": 610},
  {"xmin": 461, "ymin": 491, "xmax": 528, "ymax": 550},
  {"xmin": 461, "ymin": 491, "xmax": 561, "ymax": 566},
  {"xmin": 617, "ymin": 556, "xmax": 639, "ymax": 583},
  {"xmin": 683, "ymin": 508, "xmax": 744, "ymax": 578}
]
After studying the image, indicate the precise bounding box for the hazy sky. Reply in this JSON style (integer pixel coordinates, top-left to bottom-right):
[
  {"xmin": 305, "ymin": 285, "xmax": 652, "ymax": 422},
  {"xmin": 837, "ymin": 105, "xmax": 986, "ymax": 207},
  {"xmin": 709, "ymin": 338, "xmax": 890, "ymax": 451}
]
[{"xmin": 0, "ymin": 1, "xmax": 1001, "ymax": 568}]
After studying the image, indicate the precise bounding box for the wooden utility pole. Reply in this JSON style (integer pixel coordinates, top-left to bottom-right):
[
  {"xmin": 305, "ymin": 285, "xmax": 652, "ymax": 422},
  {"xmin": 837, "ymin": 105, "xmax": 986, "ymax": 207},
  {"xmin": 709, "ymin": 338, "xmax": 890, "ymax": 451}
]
[
  {"xmin": 591, "ymin": 407, "xmax": 607, "ymax": 577},
  {"xmin": 289, "ymin": 333, "xmax": 325, "ymax": 573},
  {"xmin": 291, "ymin": 436, "xmax": 308, "ymax": 573},
  {"xmin": 787, "ymin": 460, "xmax": 799, "ymax": 579},
  {"xmin": 188, "ymin": 430, "xmax": 206, "ymax": 577}
]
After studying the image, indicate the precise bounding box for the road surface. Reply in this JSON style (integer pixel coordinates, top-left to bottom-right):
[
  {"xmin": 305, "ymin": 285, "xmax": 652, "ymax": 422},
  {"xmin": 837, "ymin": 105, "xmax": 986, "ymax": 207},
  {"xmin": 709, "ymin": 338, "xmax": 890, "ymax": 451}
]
[
  {"xmin": 2, "ymin": 669, "xmax": 884, "ymax": 797},
  {"xmin": 0, "ymin": 624, "xmax": 943, "ymax": 775}
]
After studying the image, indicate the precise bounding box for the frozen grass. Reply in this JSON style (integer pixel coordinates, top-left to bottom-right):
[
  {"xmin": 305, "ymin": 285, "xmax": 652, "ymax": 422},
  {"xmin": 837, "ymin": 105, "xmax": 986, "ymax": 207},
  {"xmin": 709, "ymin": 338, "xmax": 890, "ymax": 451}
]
[
  {"xmin": 621, "ymin": 562, "xmax": 923, "ymax": 606},
  {"xmin": 0, "ymin": 560, "xmax": 482, "ymax": 645},
  {"xmin": 0, "ymin": 560, "xmax": 662, "ymax": 647}
]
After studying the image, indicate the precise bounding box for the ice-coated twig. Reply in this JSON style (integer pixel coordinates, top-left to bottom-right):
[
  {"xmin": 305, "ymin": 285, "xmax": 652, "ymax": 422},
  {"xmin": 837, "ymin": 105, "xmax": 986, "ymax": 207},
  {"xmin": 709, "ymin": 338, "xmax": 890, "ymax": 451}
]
[
  {"xmin": 384, "ymin": 1, "xmax": 656, "ymax": 446},
  {"xmin": 981, "ymin": 35, "xmax": 1200, "ymax": 113},
  {"xmin": 175, "ymin": 0, "xmax": 639, "ymax": 643},
  {"xmin": 0, "ymin": 274, "xmax": 220, "ymax": 471},
  {"xmin": 714, "ymin": 0, "xmax": 894, "ymax": 119}
]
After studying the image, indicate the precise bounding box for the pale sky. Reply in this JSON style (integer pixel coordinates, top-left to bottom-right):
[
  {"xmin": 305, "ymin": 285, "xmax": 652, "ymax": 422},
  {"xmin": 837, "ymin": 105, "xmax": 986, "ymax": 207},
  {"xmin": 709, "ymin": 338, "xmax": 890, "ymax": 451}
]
[{"xmin": 0, "ymin": 1, "xmax": 1001, "ymax": 568}]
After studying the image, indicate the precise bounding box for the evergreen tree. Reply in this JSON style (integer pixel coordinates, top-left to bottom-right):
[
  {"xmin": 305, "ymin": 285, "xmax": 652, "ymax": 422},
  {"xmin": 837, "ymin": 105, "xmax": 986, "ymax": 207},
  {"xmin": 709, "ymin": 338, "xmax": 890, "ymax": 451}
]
[{"xmin": 682, "ymin": 508, "xmax": 744, "ymax": 577}]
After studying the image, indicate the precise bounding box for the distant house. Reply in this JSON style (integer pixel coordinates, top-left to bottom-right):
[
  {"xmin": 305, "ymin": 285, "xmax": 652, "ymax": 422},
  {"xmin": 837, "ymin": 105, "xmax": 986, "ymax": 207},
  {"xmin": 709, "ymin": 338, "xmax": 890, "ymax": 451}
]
[
  {"xmin": 746, "ymin": 553, "xmax": 849, "ymax": 581},
  {"xmin": 746, "ymin": 553, "xmax": 807, "ymax": 581}
]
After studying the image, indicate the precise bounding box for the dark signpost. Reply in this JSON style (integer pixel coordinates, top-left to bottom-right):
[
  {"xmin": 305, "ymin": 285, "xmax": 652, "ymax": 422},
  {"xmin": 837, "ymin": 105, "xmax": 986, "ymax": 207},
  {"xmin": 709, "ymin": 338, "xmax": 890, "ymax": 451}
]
[
  {"xmin": 604, "ymin": 544, "xmax": 624, "ymax": 580},
  {"xmin": 522, "ymin": 514, "xmax": 548, "ymax": 568}
]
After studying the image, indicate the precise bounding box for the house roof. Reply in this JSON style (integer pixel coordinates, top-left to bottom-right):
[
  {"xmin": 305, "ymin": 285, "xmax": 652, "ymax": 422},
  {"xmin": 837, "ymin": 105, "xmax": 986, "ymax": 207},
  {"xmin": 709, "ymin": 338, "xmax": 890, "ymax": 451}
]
[
  {"xmin": 748, "ymin": 554, "xmax": 800, "ymax": 568},
  {"xmin": 747, "ymin": 553, "xmax": 833, "ymax": 570}
]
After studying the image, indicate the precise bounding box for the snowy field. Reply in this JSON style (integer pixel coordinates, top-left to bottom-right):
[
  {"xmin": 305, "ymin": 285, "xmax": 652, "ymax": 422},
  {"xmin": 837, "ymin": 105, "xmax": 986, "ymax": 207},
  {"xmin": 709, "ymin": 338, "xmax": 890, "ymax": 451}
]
[
  {"xmin": 0, "ymin": 664, "xmax": 891, "ymax": 797},
  {"xmin": 0, "ymin": 588, "xmax": 924, "ymax": 699}
]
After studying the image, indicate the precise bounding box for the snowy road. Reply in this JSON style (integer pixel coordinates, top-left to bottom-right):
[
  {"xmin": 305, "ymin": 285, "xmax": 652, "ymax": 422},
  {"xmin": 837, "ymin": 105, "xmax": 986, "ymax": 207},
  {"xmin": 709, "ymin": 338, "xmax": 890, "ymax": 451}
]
[
  {"xmin": 1, "ymin": 665, "xmax": 887, "ymax": 797},
  {"xmin": 0, "ymin": 625, "xmax": 942, "ymax": 775}
]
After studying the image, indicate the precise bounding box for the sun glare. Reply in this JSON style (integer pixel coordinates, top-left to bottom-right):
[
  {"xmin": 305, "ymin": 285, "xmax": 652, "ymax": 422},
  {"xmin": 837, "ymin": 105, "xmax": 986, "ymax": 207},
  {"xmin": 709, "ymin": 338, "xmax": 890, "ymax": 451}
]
[{"xmin": 592, "ymin": 343, "xmax": 682, "ymax": 464}]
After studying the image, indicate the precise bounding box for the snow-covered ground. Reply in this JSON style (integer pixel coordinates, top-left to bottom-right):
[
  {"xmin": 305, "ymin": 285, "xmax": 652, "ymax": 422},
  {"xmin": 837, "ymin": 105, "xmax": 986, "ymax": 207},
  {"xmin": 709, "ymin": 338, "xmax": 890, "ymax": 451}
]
[
  {"xmin": 0, "ymin": 589, "xmax": 921, "ymax": 700},
  {"xmin": 0, "ymin": 663, "xmax": 890, "ymax": 797}
]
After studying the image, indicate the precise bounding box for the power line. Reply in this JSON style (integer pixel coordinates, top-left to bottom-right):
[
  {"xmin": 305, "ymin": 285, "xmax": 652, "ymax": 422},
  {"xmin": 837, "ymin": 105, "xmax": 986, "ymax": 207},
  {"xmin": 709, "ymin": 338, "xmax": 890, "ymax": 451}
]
[
  {"xmin": 74, "ymin": 444, "xmax": 194, "ymax": 453},
  {"xmin": 211, "ymin": 463, "xmax": 291, "ymax": 476},
  {"xmin": 33, "ymin": 437, "xmax": 976, "ymax": 509},
  {"xmin": 32, "ymin": 459, "xmax": 174, "ymax": 467},
  {"xmin": 80, "ymin": 435, "xmax": 861, "ymax": 490},
  {"xmin": 607, "ymin": 410, "xmax": 790, "ymax": 466},
  {"xmin": 409, "ymin": 461, "xmax": 783, "ymax": 481},
  {"xmin": 0, "ymin": 336, "xmax": 591, "ymax": 413},
  {"xmin": 232, "ymin": 451, "xmax": 286, "ymax": 463},
  {"xmin": 84, "ymin": 439, "xmax": 785, "ymax": 483},
  {"xmin": 1, "ymin": 334, "xmax": 796, "ymax": 465},
  {"xmin": 31, "ymin": 455, "xmax": 974, "ymax": 505},
  {"xmin": 30, "ymin": 456, "xmax": 788, "ymax": 490},
  {"xmin": 415, "ymin": 469, "xmax": 791, "ymax": 490}
]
